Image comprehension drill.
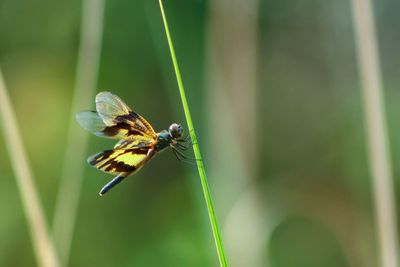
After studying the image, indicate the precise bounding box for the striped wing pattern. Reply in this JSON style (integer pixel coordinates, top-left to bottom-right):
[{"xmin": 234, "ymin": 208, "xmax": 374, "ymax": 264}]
[
  {"xmin": 87, "ymin": 145, "xmax": 152, "ymax": 177},
  {"xmin": 76, "ymin": 91, "xmax": 157, "ymax": 143},
  {"xmin": 95, "ymin": 92, "xmax": 157, "ymax": 141}
]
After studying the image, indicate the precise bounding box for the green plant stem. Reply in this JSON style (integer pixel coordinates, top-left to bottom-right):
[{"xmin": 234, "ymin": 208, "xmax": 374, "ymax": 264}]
[{"xmin": 158, "ymin": 1, "xmax": 228, "ymax": 266}]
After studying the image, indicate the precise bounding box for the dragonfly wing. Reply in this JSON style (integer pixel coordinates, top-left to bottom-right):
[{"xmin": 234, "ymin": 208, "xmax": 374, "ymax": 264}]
[
  {"xmin": 76, "ymin": 111, "xmax": 106, "ymax": 136},
  {"xmin": 95, "ymin": 91, "xmax": 131, "ymax": 126},
  {"xmin": 95, "ymin": 91, "xmax": 157, "ymax": 140},
  {"xmin": 77, "ymin": 92, "xmax": 158, "ymax": 142},
  {"xmin": 76, "ymin": 111, "xmax": 134, "ymax": 140},
  {"xmin": 87, "ymin": 144, "xmax": 155, "ymax": 177}
]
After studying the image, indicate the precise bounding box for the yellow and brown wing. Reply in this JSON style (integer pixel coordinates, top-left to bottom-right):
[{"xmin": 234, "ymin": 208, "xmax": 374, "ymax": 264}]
[
  {"xmin": 87, "ymin": 142, "xmax": 155, "ymax": 177},
  {"xmin": 76, "ymin": 91, "xmax": 157, "ymax": 144},
  {"xmin": 95, "ymin": 91, "xmax": 157, "ymax": 141}
]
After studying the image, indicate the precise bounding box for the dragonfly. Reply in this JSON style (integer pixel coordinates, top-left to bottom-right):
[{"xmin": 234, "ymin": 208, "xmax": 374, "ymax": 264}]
[{"xmin": 76, "ymin": 91, "xmax": 190, "ymax": 196}]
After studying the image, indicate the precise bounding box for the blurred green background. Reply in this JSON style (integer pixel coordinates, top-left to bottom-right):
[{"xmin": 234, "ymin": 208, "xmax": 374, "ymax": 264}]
[{"xmin": 0, "ymin": 0, "xmax": 399, "ymax": 266}]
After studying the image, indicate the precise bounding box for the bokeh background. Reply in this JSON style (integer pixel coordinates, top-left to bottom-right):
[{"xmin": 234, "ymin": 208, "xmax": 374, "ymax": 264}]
[{"xmin": 0, "ymin": 0, "xmax": 399, "ymax": 266}]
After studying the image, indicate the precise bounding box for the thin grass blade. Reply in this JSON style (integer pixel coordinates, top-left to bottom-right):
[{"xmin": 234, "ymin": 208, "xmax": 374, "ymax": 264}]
[{"xmin": 158, "ymin": 1, "xmax": 228, "ymax": 266}]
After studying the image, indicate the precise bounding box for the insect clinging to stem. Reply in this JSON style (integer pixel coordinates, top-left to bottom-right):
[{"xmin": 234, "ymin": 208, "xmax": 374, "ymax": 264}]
[{"xmin": 76, "ymin": 91, "xmax": 191, "ymax": 196}]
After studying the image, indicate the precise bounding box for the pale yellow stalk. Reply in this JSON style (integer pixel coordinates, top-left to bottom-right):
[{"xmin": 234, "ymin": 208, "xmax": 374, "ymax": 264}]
[
  {"xmin": 350, "ymin": 0, "xmax": 399, "ymax": 266},
  {"xmin": 0, "ymin": 69, "xmax": 60, "ymax": 267}
]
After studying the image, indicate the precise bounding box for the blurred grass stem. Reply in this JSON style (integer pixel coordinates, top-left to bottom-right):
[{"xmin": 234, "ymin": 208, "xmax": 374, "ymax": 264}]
[
  {"xmin": 206, "ymin": 1, "xmax": 260, "ymax": 264},
  {"xmin": 158, "ymin": 1, "xmax": 228, "ymax": 266},
  {"xmin": 350, "ymin": 0, "xmax": 399, "ymax": 266},
  {"xmin": 52, "ymin": 0, "xmax": 104, "ymax": 264},
  {"xmin": 0, "ymin": 69, "xmax": 60, "ymax": 267}
]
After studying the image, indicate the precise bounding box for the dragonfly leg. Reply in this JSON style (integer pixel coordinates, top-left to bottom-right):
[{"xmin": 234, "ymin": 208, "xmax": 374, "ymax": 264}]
[
  {"xmin": 175, "ymin": 142, "xmax": 189, "ymax": 151},
  {"xmin": 172, "ymin": 147, "xmax": 202, "ymax": 164}
]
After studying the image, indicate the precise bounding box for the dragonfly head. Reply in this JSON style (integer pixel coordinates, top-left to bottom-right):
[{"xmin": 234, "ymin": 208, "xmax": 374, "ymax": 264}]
[{"xmin": 168, "ymin": 123, "xmax": 183, "ymax": 139}]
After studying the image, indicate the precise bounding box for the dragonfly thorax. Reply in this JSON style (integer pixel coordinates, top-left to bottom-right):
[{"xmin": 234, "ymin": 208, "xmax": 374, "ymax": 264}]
[{"xmin": 156, "ymin": 131, "xmax": 173, "ymax": 152}]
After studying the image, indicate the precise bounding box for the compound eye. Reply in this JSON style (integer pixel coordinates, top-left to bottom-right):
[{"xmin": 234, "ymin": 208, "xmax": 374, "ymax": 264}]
[{"xmin": 169, "ymin": 123, "xmax": 183, "ymax": 138}]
